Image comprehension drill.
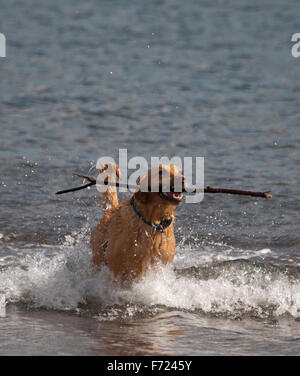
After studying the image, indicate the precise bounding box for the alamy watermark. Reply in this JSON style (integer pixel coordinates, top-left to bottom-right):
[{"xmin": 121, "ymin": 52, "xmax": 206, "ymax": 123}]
[
  {"xmin": 291, "ymin": 33, "xmax": 300, "ymax": 58},
  {"xmin": 0, "ymin": 33, "xmax": 6, "ymax": 57},
  {"xmin": 95, "ymin": 149, "xmax": 204, "ymax": 203}
]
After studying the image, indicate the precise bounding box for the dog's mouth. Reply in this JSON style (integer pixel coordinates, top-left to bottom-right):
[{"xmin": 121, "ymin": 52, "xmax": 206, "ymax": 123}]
[{"xmin": 160, "ymin": 191, "xmax": 183, "ymax": 203}]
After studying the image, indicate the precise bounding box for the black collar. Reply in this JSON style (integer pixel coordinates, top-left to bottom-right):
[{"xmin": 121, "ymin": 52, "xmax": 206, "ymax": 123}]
[{"xmin": 130, "ymin": 196, "xmax": 173, "ymax": 232}]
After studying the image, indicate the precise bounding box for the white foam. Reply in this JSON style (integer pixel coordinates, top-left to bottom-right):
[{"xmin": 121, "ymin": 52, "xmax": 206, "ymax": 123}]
[
  {"xmin": 0, "ymin": 295, "xmax": 6, "ymax": 318},
  {"xmin": 173, "ymin": 243, "xmax": 273, "ymax": 269},
  {"xmin": 0, "ymin": 231, "xmax": 299, "ymax": 319},
  {"xmin": 123, "ymin": 265, "xmax": 300, "ymax": 318}
]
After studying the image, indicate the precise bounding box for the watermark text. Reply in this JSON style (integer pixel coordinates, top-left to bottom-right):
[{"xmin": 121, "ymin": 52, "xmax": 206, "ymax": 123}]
[
  {"xmin": 95, "ymin": 149, "xmax": 204, "ymax": 203},
  {"xmin": 0, "ymin": 33, "xmax": 6, "ymax": 57},
  {"xmin": 291, "ymin": 33, "xmax": 300, "ymax": 58}
]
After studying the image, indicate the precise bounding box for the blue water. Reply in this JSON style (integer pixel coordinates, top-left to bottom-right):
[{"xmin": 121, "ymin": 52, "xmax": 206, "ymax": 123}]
[{"xmin": 0, "ymin": 0, "xmax": 300, "ymax": 355}]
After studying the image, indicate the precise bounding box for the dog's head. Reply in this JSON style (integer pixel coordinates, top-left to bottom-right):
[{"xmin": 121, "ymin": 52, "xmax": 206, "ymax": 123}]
[{"xmin": 134, "ymin": 164, "xmax": 185, "ymax": 206}]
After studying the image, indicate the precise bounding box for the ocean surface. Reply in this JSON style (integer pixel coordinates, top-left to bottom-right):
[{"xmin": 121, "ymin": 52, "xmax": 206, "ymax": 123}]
[{"xmin": 1, "ymin": 0, "xmax": 300, "ymax": 355}]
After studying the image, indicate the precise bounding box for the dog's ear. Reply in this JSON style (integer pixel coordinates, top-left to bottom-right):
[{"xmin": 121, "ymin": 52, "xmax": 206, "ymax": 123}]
[{"xmin": 134, "ymin": 191, "xmax": 150, "ymax": 204}]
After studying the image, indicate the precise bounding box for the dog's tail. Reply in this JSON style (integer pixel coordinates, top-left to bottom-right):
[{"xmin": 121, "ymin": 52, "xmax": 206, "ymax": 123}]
[{"xmin": 97, "ymin": 162, "xmax": 121, "ymax": 210}]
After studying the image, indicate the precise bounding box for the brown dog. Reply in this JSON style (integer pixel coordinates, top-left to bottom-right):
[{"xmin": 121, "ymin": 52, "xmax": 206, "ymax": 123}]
[{"xmin": 90, "ymin": 163, "xmax": 184, "ymax": 281}]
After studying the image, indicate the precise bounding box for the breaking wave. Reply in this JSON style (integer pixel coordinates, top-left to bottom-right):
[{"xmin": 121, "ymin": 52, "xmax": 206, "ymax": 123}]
[{"xmin": 0, "ymin": 228, "xmax": 299, "ymax": 321}]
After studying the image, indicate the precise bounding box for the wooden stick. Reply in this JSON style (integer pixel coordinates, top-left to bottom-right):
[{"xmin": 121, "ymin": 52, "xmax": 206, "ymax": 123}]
[
  {"xmin": 56, "ymin": 174, "xmax": 272, "ymax": 198},
  {"xmin": 203, "ymin": 186, "xmax": 272, "ymax": 199},
  {"xmin": 55, "ymin": 182, "xmax": 95, "ymax": 195}
]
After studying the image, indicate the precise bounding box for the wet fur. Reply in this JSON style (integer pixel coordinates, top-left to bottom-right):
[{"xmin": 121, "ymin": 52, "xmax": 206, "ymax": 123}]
[{"xmin": 90, "ymin": 163, "xmax": 183, "ymax": 281}]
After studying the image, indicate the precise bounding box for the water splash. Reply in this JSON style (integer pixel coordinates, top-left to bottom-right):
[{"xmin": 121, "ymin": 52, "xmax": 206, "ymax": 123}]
[
  {"xmin": 0, "ymin": 229, "xmax": 299, "ymax": 320},
  {"xmin": 0, "ymin": 295, "xmax": 6, "ymax": 318}
]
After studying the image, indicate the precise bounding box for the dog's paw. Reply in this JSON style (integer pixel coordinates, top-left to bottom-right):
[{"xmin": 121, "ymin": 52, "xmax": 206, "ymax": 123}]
[{"xmin": 97, "ymin": 162, "xmax": 121, "ymax": 182}]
